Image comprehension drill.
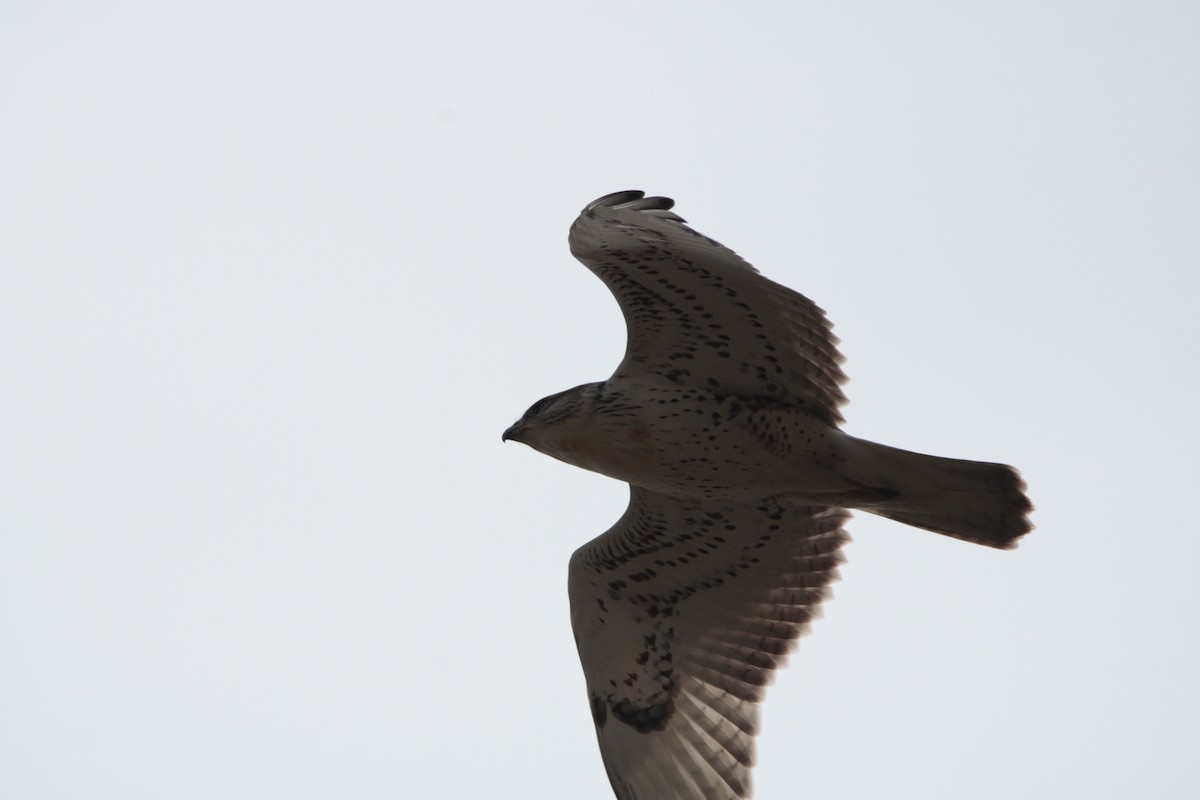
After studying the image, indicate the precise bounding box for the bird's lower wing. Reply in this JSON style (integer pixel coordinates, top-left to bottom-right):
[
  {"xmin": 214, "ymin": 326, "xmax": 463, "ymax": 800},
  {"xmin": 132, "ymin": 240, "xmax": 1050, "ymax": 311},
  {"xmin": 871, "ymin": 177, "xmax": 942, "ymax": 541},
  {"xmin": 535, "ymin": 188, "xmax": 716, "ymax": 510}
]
[{"xmin": 568, "ymin": 487, "xmax": 849, "ymax": 800}]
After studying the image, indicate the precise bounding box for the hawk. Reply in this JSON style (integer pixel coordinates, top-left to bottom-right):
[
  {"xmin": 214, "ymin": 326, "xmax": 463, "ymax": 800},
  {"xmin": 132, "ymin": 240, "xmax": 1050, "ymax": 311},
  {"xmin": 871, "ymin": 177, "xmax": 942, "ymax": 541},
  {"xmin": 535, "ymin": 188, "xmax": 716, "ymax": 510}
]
[{"xmin": 503, "ymin": 191, "xmax": 1032, "ymax": 800}]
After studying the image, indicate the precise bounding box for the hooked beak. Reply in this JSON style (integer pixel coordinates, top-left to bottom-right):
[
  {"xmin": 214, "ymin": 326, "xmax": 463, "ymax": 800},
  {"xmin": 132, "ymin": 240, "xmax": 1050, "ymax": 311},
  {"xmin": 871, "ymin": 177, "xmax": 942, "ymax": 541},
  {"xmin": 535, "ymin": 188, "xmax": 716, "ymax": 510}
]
[{"xmin": 502, "ymin": 423, "xmax": 522, "ymax": 443}]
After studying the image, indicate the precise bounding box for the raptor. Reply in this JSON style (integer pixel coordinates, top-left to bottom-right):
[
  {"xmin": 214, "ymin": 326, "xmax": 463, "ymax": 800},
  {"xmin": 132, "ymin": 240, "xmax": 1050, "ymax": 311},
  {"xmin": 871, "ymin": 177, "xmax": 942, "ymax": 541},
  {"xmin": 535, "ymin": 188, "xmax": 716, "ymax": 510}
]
[{"xmin": 503, "ymin": 191, "xmax": 1032, "ymax": 800}]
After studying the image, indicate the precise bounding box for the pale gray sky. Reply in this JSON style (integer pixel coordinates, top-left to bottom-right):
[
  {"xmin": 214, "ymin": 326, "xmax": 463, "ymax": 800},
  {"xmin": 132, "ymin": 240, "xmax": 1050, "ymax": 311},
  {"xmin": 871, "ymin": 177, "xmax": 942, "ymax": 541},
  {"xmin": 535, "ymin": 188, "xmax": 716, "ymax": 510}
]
[{"xmin": 2, "ymin": 2, "xmax": 1198, "ymax": 798}]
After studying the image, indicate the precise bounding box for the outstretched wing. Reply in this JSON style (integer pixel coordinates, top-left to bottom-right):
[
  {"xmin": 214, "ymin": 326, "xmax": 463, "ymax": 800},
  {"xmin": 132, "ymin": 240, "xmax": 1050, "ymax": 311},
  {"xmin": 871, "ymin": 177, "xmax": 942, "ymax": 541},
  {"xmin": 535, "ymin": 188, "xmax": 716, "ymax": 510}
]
[
  {"xmin": 569, "ymin": 487, "xmax": 849, "ymax": 800},
  {"xmin": 569, "ymin": 191, "xmax": 849, "ymax": 425}
]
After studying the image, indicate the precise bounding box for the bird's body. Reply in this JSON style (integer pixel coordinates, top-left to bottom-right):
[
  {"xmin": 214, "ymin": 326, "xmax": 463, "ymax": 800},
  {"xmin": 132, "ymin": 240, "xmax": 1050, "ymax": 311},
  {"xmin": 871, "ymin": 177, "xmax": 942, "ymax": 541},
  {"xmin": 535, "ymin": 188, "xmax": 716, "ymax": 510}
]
[
  {"xmin": 524, "ymin": 378, "xmax": 883, "ymax": 504},
  {"xmin": 504, "ymin": 191, "xmax": 1032, "ymax": 800}
]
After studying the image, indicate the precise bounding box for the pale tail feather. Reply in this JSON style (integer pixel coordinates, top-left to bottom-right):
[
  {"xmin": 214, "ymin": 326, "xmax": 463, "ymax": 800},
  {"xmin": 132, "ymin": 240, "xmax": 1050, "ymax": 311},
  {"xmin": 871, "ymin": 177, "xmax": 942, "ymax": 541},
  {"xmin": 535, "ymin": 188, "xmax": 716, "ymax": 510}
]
[{"xmin": 844, "ymin": 436, "xmax": 1033, "ymax": 549}]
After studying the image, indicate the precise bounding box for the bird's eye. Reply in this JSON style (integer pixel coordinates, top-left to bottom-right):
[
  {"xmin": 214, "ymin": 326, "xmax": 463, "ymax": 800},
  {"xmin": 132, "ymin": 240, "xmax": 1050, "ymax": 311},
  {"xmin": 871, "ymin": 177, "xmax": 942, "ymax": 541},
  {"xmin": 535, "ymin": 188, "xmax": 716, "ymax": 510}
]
[
  {"xmin": 523, "ymin": 387, "xmax": 577, "ymax": 422},
  {"xmin": 525, "ymin": 393, "xmax": 560, "ymax": 419}
]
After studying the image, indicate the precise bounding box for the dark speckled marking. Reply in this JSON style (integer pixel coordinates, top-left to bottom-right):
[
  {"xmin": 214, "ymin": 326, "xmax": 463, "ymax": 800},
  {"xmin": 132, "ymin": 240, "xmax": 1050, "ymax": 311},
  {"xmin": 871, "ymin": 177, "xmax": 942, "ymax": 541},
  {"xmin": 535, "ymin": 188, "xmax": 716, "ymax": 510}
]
[
  {"xmin": 612, "ymin": 697, "xmax": 674, "ymax": 733},
  {"xmin": 590, "ymin": 694, "xmax": 608, "ymax": 728}
]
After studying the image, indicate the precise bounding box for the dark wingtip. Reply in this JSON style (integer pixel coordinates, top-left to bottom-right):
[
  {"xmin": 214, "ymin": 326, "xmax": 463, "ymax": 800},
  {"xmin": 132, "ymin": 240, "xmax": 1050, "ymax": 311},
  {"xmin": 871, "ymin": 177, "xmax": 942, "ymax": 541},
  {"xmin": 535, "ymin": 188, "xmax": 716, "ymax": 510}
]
[
  {"xmin": 619, "ymin": 196, "xmax": 674, "ymax": 212},
  {"xmin": 585, "ymin": 191, "xmax": 686, "ymax": 223},
  {"xmin": 586, "ymin": 190, "xmax": 645, "ymax": 212}
]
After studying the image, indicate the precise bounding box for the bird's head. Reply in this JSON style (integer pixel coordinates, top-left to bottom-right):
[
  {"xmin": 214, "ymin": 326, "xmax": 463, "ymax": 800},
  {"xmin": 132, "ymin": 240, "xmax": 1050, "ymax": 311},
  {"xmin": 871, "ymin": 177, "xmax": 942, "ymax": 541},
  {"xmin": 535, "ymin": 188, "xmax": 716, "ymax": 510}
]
[
  {"xmin": 504, "ymin": 382, "xmax": 648, "ymax": 478},
  {"xmin": 502, "ymin": 384, "xmax": 593, "ymax": 448}
]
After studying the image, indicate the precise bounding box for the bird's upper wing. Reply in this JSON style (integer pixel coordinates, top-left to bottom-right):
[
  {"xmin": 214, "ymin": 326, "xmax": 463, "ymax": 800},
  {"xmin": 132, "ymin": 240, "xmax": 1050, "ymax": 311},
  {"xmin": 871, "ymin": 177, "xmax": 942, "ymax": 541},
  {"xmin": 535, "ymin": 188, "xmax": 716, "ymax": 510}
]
[
  {"xmin": 569, "ymin": 486, "xmax": 849, "ymax": 800},
  {"xmin": 569, "ymin": 191, "xmax": 848, "ymax": 425}
]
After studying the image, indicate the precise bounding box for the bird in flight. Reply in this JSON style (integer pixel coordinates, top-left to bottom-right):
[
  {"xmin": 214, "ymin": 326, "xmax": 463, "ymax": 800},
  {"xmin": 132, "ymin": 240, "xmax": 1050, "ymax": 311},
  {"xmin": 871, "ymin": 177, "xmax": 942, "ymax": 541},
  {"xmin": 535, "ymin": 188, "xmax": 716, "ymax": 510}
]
[{"xmin": 503, "ymin": 191, "xmax": 1032, "ymax": 800}]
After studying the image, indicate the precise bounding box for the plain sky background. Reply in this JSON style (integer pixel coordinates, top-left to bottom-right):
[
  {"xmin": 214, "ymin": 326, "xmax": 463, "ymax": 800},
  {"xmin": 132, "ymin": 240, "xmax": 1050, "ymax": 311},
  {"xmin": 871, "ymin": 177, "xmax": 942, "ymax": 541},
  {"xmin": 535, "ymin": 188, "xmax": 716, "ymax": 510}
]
[{"xmin": 2, "ymin": 2, "xmax": 1198, "ymax": 798}]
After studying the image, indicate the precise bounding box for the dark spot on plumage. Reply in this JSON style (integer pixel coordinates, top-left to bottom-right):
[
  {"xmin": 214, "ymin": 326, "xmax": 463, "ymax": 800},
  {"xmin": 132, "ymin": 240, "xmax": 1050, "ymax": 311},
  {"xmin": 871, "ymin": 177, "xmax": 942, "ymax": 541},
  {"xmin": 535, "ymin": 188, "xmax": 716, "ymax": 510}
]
[
  {"xmin": 590, "ymin": 694, "xmax": 608, "ymax": 728},
  {"xmin": 612, "ymin": 697, "xmax": 674, "ymax": 733}
]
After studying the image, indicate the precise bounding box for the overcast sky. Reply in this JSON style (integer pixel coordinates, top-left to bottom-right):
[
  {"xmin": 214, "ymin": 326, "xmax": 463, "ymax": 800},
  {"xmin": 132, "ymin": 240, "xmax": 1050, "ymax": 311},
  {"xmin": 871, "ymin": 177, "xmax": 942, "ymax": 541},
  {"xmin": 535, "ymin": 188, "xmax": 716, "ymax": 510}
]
[{"xmin": 2, "ymin": 2, "xmax": 1198, "ymax": 798}]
